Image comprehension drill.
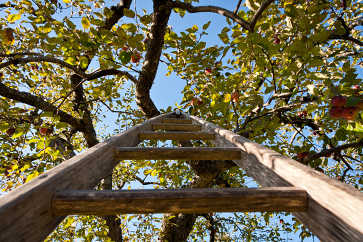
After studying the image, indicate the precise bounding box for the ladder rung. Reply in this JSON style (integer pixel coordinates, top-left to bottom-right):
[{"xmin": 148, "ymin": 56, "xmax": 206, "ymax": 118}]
[
  {"xmin": 114, "ymin": 147, "xmax": 241, "ymax": 160},
  {"xmin": 161, "ymin": 119, "xmax": 192, "ymax": 124},
  {"xmin": 52, "ymin": 187, "xmax": 308, "ymax": 215},
  {"xmin": 152, "ymin": 123, "xmax": 201, "ymax": 131},
  {"xmin": 139, "ymin": 131, "xmax": 215, "ymax": 141}
]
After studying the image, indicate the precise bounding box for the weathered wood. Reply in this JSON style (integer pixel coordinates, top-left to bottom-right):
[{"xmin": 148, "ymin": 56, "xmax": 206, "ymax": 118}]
[
  {"xmin": 189, "ymin": 114, "xmax": 363, "ymax": 242},
  {"xmin": 161, "ymin": 118, "xmax": 192, "ymax": 124},
  {"xmin": 139, "ymin": 131, "xmax": 215, "ymax": 141},
  {"xmin": 114, "ymin": 147, "xmax": 241, "ymax": 160},
  {"xmin": 0, "ymin": 113, "xmax": 174, "ymax": 242},
  {"xmin": 152, "ymin": 123, "xmax": 201, "ymax": 131},
  {"xmin": 52, "ymin": 187, "xmax": 308, "ymax": 215}
]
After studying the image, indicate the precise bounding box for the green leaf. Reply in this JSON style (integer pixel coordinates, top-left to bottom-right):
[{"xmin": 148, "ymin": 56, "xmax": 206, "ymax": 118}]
[
  {"xmin": 123, "ymin": 9, "xmax": 135, "ymax": 18},
  {"xmin": 7, "ymin": 13, "xmax": 21, "ymax": 23},
  {"xmin": 81, "ymin": 17, "xmax": 90, "ymax": 29},
  {"xmin": 202, "ymin": 21, "xmax": 211, "ymax": 30},
  {"xmin": 119, "ymin": 51, "xmax": 131, "ymax": 64},
  {"xmin": 79, "ymin": 56, "xmax": 89, "ymax": 69},
  {"xmin": 346, "ymin": 96, "xmax": 360, "ymax": 107}
]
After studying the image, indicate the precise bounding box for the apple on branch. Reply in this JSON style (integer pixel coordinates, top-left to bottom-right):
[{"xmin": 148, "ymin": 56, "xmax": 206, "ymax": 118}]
[
  {"xmin": 231, "ymin": 91, "xmax": 240, "ymax": 103},
  {"xmin": 39, "ymin": 127, "xmax": 53, "ymax": 136},
  {"xmin": 191, "ymin": 97, "xmax": 203, "ymax": 106},
  {"xmin": 205, "ymin": 68, "xmax": 212, "ymax": 75},
  {"xmin": 341, "ymin": 107, "xmax": 359, "ymax": 120},
  {"xmin": 330, "ymin": 106, "xmax": 344, "ymax": 119},
  {"xmin": 331, "ymin": 95, "xmax": 347, "ymax": 107},
  {"xmin": 131, "ymin": 52, "xmax": 141, "ymax": 63}
]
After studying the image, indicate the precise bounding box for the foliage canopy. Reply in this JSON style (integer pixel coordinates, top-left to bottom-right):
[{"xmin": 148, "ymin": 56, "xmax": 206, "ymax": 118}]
[{"xmin": 0, "ymin": 0, "xmax": 362, "ymax": 240}]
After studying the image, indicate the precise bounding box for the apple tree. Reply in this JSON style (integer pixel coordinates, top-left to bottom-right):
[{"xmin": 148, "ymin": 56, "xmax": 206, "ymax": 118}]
[{"xmin": 0, "ymin": 0, "xmax": 362, "ymax": 241}]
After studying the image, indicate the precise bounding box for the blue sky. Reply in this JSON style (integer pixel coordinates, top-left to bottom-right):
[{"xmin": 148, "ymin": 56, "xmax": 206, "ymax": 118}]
[{"xmin": 141, "ymin": 0, "xmax": 239, "ymax": 111}]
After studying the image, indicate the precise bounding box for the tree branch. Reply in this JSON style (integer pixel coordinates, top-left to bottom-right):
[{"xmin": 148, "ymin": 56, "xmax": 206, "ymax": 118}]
[
  {"xmin": 233, "ymin": 0, "xmax": 243, "ymax": 15},
  {"xmin": 250, "ymin": 0, "xmax": 275, "ymax": 31},
  {"xmin": 87, "ymin": 68, "xmax": 137, "ymax": 83},
  {"xmin": 0, "ymin": 56, "xmax": 87, "ymax": 78},
  {"xmin": 0, "ymin": 52, "xmax": 43, "ymax": 57},
  {"xmin": 135, "ymin": 176, "xmax": 160, "ymax": 186},
  {"xmin": 136, "ymin": 0, "xmax": 171, "ymax": 118},
  {"xmin": 168, "ymin": 1, "xmax": 251, "ymax": 31},
  {"xmin": 0, "ymin": 82, "xmax": 83, "ymax": 131},
  {"xmin": 0, "ymin": 3, "xmax": 16, "ymax": 8},
  {"xmin": 202, "ymin": 214, "xmax": 217, "ymax": 242},
  {"xmin": 99, "ymin": 100, "xmax": 136, "ymax": 115},
  {"xmin": 328, "ymin": 33, "xmax": 363, "ymax": 46},
  {"xmin": 307, "ymin": 139, "xmax": 363, "ymax": 161}
]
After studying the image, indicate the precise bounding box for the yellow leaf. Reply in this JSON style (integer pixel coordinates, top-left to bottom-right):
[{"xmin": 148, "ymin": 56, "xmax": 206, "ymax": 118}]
[
  {"xmin": 10, "ymin": 164, "xmax": 18, "ymax": 171},
  {"xmin": 151, "ymin": 170, "xmax": 157, "ymax": 177},
  {"xmin": 7, "ymin": 13, "xmax": 21, "ymax": 23},
  {"xmin": 81, "ymin": 16, "xmax": 90, "ymax": 29},
  {"xmin": 224, "ymin": 93, "xmax": 231, "ymax": 103},
  {"xmin": 210, "ymin": 100, "xmax": 215, "ymax": 107},
  {"xmin": 21, "ymin": 164, "xmax": 30, "ymax": 172},
  {"xmin": 63, "ymin": 0, "xmax": 71, "ymax": 3},
  {"xmin": 25, "ymin": 171, "xmax": 39, "ymax": 183}
]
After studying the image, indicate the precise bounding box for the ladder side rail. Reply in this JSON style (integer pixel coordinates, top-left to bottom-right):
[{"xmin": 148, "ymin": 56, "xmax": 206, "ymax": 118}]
[
  {"xmin": 0, "ymin": 112, "xmax": 172, "ymax": 242},
  {"xmin": 189, "ymin": 114, "xmax": 363, "ymax": 242}
]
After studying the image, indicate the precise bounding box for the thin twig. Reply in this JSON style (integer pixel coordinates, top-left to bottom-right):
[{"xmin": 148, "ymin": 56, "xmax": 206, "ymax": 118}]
[{"xmin": 233, "ymin": 0, "xmax": 243, "ymax": 15}]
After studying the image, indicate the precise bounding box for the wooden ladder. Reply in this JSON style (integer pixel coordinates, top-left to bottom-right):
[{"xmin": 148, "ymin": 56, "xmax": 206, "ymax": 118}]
[{"xmin": 0, "ymin": 112, "xmax": 362, "ymax": 241}]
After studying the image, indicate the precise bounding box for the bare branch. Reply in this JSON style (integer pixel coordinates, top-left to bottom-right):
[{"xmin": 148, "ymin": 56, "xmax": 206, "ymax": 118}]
[
  {"xmin": 250, "ymin": 0, "xmax": 275, "ymax": 31},
  {"xmin": 168, "ymin": 1, "xmax": 251, "ymax": 31},
  {"xmin": 233, "ymin": 0, "xmax": 243, "ymax": 15}
]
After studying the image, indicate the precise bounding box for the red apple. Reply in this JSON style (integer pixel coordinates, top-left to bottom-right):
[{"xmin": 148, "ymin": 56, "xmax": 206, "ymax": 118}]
[
  {"xmin": 131, "ymin": 52, "xmax": 141, "ymax": 63},
  {"xmin": 39, "ymin": 127, "xmax": 50, "ymax": 136},
  {"xmin": 329, "ymin": 106, "xmax": 344, "ymax": 119},
  {"xmin": 122, "ymin": 46, "xmax": 128, "ymax": 51},
  {"xmin": 298, "ymin": 111, "xmax": 307, "ymax": 117},
  {"xmin": 273, "ymin": 35, "xmax": 280, "ymax": 44},
  {"xmin": 6, "ymin": 127, "xmax": 15, "ymax": 136},
  {"xmin": 190, "ymin": 97, "xmax": 198, "ymax": 106},
  {"xmin": 205, "ymin": 68, "xmax": 212, "ymax": 75},
  {"xmin": 341, "ymin": 107, "xmax": 358, "ymax": 120},
  {"xmin": 331, "ymin": 95, "xmax": 347, "ymax": 107},
  {"xmin": 231, "ymin": 91, "xmax": 240, "ymax": 103},
  {"xmin": 279, "ymin": 219, "xmax": 284, "ymax": 224}
]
